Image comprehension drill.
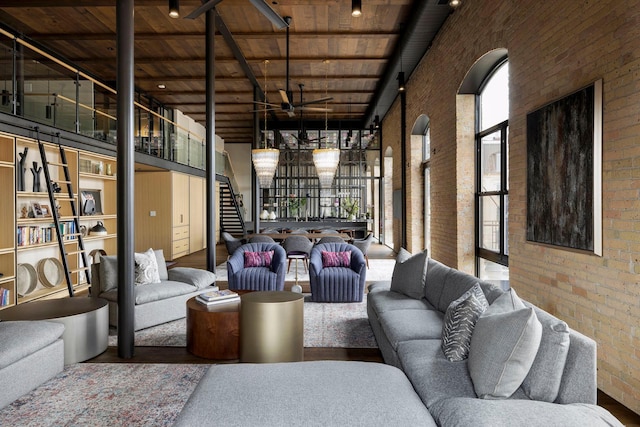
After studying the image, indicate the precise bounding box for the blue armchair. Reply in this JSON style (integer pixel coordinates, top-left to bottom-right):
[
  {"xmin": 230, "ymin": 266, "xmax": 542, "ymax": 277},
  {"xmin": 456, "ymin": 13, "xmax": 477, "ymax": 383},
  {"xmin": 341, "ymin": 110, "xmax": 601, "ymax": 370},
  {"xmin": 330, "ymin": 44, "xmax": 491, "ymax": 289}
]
[
  {"xmin": 309, "ymin": 243, "xmax": 366, "ymax": 302},
  {"xmin": 227, "ymin": 243, "xmax": 286, "ymax": 291}
]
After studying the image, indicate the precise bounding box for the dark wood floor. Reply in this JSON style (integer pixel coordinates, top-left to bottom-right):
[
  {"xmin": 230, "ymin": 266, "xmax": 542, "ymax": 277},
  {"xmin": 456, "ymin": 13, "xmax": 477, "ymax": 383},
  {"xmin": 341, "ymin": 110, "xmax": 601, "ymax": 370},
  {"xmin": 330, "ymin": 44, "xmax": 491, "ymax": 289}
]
[{"xmin": 89, "ymin": 244, "xmax": 640, "ymax": 425}]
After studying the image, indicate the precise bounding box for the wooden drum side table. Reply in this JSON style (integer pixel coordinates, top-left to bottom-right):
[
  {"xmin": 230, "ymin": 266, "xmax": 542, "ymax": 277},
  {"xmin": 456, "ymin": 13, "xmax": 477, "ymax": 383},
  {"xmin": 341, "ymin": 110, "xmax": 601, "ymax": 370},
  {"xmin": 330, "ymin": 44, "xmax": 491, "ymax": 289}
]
[
  {"xmin": 240, "ymin": 291, "xmax": 304, "ymax": 363},
  {"xmin": 186, "ymin": 296, "xmax": 240, "ymax": 360}
]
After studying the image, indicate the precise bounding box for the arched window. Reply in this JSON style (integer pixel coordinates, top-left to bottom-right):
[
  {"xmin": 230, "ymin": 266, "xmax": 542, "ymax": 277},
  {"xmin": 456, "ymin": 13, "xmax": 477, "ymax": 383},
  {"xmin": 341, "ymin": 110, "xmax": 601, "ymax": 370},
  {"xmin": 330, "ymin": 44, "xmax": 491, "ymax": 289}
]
[{"xmin": 476, "ymin": 61, "xmax": 509, "ymax": 283}]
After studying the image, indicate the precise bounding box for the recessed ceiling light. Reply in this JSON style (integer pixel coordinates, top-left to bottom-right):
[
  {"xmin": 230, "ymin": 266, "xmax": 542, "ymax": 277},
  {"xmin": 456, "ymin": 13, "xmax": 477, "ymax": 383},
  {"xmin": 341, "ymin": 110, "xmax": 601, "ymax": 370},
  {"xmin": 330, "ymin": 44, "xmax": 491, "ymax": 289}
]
[
  {"xmin": 157, "ymin": 84, "xmax": 166, "ymax": 89},
  {"xmin": 449, "ymin": 0, "xmax": 461, "ymax": 8}
]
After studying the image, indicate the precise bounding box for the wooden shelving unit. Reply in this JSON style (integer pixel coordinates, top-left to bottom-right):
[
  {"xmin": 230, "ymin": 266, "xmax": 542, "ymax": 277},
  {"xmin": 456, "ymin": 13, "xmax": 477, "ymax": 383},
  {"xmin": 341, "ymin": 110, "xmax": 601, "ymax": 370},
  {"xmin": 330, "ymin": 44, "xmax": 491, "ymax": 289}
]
[
  {"xmin": 0, "ymin": 134, "xmax": 118, "ymax": 308},
  {"xmin": 77, "ymin": 150, "xmax": 118, "ymax": 263},
  {"xmin": 0, "ymin": 133, "xmax": 16, "ymax": 308}
]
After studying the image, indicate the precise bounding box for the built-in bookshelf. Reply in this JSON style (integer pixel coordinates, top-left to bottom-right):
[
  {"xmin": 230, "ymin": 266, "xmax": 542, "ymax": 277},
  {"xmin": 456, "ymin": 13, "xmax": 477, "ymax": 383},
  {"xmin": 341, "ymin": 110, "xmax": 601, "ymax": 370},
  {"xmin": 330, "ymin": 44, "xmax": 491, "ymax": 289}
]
[
  {"xmin": 0, "ymin": 133, "xmax": 16, "ymax": 308},
  {"xmin": 0, "ymin": 134, "xmax": 118, "ymax": 308}
]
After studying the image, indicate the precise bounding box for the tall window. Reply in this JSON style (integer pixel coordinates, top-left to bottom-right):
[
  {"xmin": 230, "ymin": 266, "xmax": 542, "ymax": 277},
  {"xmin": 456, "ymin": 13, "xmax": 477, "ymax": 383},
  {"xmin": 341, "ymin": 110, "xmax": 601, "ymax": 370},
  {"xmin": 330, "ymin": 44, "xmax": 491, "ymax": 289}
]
[
  {"xmin": 476, "ymin": 61, "xmax": 509, "ymax": 282},
  {"xmin": 423, "ymin": 124, "xmax": 431, "ymax": 255}
]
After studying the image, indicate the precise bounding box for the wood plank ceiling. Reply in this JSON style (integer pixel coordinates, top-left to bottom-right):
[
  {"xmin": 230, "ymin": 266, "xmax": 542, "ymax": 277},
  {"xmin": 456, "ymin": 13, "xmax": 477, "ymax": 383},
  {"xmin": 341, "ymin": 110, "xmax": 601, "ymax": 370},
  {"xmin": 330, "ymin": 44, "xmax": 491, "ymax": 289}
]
[{"xmin": 0, "ymin": 0, "xmax": 452, "ymax": 144}]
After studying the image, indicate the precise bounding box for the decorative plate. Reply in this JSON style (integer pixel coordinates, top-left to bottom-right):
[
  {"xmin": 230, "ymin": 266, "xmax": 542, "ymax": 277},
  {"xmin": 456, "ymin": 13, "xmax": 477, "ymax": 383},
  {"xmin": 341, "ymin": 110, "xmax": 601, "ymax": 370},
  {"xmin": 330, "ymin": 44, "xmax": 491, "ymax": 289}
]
[
  {"xmin": 17, "ymin": 263, "xmax": 38, "ymax": 296},
  {"xmin": 37, "ymin": 258, "xmax": 64, "ymax": 288}
]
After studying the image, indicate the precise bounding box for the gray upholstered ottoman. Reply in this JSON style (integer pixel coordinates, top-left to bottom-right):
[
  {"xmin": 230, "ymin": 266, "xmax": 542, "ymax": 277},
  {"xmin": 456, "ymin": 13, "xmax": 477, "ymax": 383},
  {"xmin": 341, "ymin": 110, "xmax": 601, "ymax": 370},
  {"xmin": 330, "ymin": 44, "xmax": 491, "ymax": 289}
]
[
  {"xmin": 175, "ymin": 361, "xmax": 436, "ymax": 426},
  {"xmin": 0, "ymin": 321, "xmax": 64, "ymax": 409}
]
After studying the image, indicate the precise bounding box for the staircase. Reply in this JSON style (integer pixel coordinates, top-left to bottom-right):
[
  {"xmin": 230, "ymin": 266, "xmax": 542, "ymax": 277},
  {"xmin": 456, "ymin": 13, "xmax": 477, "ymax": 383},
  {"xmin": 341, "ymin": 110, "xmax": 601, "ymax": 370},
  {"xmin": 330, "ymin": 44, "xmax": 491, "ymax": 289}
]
[{"xmin": 217, "ymin": 174, "xmax": 246, "ymax": 237}]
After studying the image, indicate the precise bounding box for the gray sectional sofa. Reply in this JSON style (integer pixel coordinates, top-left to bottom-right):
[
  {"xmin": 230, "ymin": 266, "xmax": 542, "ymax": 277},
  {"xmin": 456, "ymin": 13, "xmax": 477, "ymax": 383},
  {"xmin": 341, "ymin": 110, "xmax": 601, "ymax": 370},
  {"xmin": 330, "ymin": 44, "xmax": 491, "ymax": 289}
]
[
  {"xmin": 176, "ymin": 252, "xmax": 622, "ymax": 426},
  {"xmin": 366, "ymin": 252, "xmax": 623, "ymax": 426},
  {"xmin": 0, "ymin": 320, "xmax": 64, "ymax": 409},
  {"xmin": 91, "ymin": 249, "xmax": 216, "ymax": 330}
]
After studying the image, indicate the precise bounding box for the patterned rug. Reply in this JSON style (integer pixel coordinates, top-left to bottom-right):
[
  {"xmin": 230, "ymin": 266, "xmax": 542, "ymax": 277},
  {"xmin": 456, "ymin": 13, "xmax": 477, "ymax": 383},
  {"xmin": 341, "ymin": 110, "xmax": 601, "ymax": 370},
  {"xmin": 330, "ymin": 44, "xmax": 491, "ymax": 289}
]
[
  {"xmin": 109, "ymin": 294, "xmax": 377, "ymax": 348},
  {"xmin": 0, "ymin": 363, "xmax": 208, "ymax": 427}
]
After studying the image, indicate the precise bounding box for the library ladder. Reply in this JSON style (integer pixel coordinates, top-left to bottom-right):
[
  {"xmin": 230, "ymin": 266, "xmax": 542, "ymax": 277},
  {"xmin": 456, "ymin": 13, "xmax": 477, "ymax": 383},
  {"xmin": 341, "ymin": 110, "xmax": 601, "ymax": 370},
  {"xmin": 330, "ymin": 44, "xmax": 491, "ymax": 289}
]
[{"xmin": 37, "ymin": 130, "xmax": 91, "ymax": 297}]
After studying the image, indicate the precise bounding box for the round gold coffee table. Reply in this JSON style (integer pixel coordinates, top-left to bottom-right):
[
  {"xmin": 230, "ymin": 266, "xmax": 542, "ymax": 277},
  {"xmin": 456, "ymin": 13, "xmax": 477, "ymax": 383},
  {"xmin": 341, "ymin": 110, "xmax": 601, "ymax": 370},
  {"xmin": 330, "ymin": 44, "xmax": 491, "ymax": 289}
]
[{"xmin": 240, "ymin": 291, "xmax": 304, "ymax": 363}]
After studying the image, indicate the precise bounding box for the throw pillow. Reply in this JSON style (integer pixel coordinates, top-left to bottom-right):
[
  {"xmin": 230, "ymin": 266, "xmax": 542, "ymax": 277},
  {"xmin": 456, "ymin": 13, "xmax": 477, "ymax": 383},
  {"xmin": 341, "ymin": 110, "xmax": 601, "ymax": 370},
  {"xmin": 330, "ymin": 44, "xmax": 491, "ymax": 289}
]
[
  {"xmin": 134, "ymin": 248, "xmax": 161, "ymax": 285},
  {"xmin": 99, "ymin": 255, "xmax": 118, "ymax": 293},
  {"xmin": 244, "ymin": 250, "xmax": 274, "ymax": 268},
  {"xmin": 520, "ymin": 305, "xmax": 570, "ymax": 402},
  {"xmin": 321, "ymin": 250, "xmax": 352, "ymax": 267},
  {"xmin": 468, "ymin": 306, "xmax": 543, "ymax": 399},
  {"xmin": 441, "ymin": 283, "xmax": 489, "ymax": 362},
  {"xmin": 484, "ymin": 287, "xmax": 526, "ymax": 314},
  {"xmin": 483, "ymin": 288, "xmax": 570, "ymax": 402},
  {"xmin": 154, "ymin": 249, "xmax": 169, "ymax": 280},
  {"xmin": 168, "ymin": 267, "xmax": 216, "ymax": 290},
  {"xmin": 390, "ymin": 248, "xmax": 428, "ymax": 299}
]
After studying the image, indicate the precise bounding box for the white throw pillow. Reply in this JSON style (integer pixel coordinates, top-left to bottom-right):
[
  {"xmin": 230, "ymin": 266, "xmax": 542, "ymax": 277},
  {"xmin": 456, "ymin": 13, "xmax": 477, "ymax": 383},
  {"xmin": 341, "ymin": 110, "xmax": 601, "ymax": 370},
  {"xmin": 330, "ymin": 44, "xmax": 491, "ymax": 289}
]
[
  {"xmin": 134, "ymin": 248, "xmax": 161, "ymax": 285},
  {"xmin": 441, "ymin": 283, "xmax": 489, "ymax": 361},
  {"xmin": 468, "ymin": 305, "xmax": 542, "ymax": 399}
]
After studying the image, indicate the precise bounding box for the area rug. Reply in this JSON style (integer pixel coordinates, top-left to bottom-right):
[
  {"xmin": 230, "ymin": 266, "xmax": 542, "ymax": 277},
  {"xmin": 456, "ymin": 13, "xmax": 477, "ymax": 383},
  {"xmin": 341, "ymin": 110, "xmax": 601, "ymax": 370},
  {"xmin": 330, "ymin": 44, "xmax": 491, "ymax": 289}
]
[
  {"xmin": 108, "ymin": 294, "xmax": 377, "ymax": 348},
  {"xmin": 0, "ymin": 363, "xmax": 208, "ymax": 427}
]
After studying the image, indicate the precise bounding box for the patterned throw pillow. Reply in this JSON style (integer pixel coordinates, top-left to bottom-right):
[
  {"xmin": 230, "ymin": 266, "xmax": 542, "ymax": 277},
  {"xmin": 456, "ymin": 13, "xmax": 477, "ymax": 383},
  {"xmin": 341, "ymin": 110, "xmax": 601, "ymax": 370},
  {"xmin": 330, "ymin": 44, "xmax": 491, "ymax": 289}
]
[
  {"xmin": 441, "ymin": 283, "xmax": 489, "ymax": 362},
  {"xmin": 134, "ymin": 248, "xmax": 161, "ymax": 285},
  {"xmin": 321, "ymin": 250, "xmax": 352, "ymax": 267},
  {"xmin": 244, "ymin": 250, "xmax": 274, "ymax": 268}
]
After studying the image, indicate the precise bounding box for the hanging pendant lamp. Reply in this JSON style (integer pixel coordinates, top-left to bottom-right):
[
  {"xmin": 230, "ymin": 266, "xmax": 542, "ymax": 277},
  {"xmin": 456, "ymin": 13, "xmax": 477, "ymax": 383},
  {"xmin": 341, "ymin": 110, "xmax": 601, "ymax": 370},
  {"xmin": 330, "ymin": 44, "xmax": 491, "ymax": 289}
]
[
  {"xmin": 313, "ymin": 147, "xmax": 340, "ymax": 188},
  {"xmin": 313, "ymin": 60, "xmax": 340, "ymax": 188},
  {"xmin": 252, "ymin": 60, "xmax": 279, "ymax": 188},
  {"xmin": 252, "ymin": 147, "xmax": 280, "ymax": 188}
]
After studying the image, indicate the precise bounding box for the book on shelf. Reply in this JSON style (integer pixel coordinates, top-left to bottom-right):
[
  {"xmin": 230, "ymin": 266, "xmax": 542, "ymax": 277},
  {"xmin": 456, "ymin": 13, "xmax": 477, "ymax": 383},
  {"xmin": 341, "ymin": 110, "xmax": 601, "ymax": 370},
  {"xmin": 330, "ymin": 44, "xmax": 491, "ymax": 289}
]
[
  {"xmin": 0, "ymin": 288, "xmax": 10, "ymax": 307},
  {"xmin": 198, "ymin": 289, "xmax": 236, "ymax": 302}
]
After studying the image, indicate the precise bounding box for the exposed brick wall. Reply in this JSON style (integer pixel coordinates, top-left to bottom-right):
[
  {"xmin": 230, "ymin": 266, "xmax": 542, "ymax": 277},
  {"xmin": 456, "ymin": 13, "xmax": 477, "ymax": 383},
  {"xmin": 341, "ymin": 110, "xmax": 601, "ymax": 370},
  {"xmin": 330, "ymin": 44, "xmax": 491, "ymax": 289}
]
[
  {"xmin": 384, "ymin": 0, "xmax": 640, "ymax": 413},
  {"xmin": 382, "ymin": 101, "xmax": 402, "ymax": 251}
]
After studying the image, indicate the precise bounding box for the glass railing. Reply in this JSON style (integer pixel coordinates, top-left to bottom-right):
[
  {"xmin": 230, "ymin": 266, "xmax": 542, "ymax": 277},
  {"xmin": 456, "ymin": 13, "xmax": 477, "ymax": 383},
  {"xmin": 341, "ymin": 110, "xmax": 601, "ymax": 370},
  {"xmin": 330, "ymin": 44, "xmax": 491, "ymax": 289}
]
[{"xmin": 0, "ymin": 26, "xmax": 206, "ymax": 170}]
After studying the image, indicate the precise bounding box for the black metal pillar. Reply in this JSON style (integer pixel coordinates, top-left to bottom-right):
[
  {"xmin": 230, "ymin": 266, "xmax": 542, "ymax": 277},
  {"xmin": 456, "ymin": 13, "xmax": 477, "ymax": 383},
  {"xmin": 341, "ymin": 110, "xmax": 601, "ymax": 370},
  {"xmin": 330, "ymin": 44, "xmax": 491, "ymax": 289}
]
[
  {"xmin": 116, "ymin": 0, "xmax": 135, "ymax": 358},
  {"xmin": 252, "ymin": 85, "xmax": 260, "ymax": 234},
  {"xmin": 400, "ymin": 90, "xmax": 407, "ymax": 248},
  {"xmin": 205, "ymin": 8, "xmax": 217, "ymax": 272}
]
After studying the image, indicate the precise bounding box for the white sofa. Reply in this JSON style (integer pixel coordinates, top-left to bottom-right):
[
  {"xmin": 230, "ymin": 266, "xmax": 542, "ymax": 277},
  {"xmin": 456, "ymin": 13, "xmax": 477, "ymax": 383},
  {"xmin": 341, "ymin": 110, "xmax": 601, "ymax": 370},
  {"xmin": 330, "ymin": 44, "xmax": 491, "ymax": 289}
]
[{"xmin": 91, "ymin": 249, "xmax": 216, "ymax": 331}]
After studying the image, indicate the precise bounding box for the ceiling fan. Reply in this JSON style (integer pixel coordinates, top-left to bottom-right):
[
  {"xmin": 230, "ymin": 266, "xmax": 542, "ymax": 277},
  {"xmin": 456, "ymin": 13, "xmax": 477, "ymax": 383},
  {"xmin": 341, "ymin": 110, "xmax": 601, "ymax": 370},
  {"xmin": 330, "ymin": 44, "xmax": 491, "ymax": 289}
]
[
  {"xmin": 291, "ymin": 84, "xmax": 327, "ymax": 145},
  {"xmin": 252, "ymin": 16, "xmax": 333, "ymax": 118}
]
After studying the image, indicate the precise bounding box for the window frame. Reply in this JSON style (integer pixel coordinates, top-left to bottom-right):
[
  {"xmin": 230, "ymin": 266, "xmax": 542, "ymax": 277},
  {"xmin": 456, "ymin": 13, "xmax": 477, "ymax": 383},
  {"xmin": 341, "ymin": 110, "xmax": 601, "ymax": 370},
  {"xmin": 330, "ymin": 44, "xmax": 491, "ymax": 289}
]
[{"xmin": 475, "ymin": 61, "xmax": 509, "ymax": 275}]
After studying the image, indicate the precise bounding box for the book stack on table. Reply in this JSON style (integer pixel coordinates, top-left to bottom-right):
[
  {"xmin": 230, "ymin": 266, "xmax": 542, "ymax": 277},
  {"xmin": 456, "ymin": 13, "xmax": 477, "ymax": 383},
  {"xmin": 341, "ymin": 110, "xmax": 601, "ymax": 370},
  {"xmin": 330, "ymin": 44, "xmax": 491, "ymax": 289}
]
[{"xmin": 196, "ymin": 289, "xmax": 240, "ymax": 306}]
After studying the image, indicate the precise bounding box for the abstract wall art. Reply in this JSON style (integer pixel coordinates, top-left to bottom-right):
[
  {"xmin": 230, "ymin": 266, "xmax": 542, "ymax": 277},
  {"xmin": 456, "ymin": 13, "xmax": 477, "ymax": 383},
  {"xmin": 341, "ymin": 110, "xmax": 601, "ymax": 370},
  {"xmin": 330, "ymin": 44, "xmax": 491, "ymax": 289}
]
[{"xmin": 526, "ymin": 79, "xmax": 602, "ymax": 255}]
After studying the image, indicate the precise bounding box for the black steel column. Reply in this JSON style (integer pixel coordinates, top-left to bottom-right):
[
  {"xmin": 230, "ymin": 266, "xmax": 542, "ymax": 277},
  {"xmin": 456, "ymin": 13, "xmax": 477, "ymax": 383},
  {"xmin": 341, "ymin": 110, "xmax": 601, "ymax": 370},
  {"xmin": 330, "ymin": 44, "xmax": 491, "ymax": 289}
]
[
  {"xmin": 400, "ymin": 89, "xmax": 407, "ymax": 248},
  {"xmin": 116, "ymin": 0, "xmax": 135, "ymax": 358},
  {"xmin": 205, "ymin": 8, "xmax": 216, "ymax": 271},
  {"xmin": 252, "ymin": 85, "xmax": 260, "ymax": 234}
]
